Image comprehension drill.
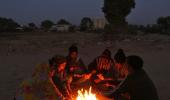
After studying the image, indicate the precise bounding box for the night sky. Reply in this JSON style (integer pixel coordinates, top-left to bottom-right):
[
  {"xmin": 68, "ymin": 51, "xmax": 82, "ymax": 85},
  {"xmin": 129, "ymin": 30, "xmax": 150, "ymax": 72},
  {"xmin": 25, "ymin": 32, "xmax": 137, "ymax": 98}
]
[{"xmin": 0, "ymin": 0, "xmax": 170, "ymax": 26}]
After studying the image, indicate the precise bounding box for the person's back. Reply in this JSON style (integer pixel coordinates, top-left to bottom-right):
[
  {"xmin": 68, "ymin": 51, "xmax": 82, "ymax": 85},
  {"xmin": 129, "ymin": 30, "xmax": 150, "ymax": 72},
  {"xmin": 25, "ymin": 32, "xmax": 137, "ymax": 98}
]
[
  {"xmin": 110, "ymin": 55, "xmax": 159, "ymax": 100},
  {"xmin": 123, "ymin": 69, "xmax": 159, "ymax": 100}
]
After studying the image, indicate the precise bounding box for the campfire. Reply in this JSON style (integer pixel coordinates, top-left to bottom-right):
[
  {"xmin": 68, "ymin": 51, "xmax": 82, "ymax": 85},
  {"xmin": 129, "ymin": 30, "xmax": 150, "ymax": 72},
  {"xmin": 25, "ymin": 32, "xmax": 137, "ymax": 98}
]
[{"xmin": 76, "ymin": 87, "xmax": 98, "ymax": 100}]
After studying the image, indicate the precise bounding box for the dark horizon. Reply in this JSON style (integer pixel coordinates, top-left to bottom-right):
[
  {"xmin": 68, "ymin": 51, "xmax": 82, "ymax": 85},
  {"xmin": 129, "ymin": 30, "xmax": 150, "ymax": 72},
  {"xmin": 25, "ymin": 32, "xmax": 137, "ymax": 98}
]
[{"xmin": 0, "ymin": 0, "xmax": 170, "ymax": 26}]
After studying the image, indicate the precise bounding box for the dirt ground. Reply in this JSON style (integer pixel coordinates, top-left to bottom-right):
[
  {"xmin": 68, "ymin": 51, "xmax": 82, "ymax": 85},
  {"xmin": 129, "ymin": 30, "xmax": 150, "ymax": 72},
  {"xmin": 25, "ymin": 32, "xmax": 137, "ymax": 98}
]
[{"xmin": 0, "ymin": 32, "xmax": 170, "ymax": 100}]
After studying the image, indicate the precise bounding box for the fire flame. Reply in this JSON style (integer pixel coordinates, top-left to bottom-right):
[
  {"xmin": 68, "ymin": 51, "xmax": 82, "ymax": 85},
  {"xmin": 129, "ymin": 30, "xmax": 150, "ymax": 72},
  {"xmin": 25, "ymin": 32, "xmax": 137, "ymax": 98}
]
[{"xmin": 76, "ymin": 87, "xmax": 97, "ymax": 100}]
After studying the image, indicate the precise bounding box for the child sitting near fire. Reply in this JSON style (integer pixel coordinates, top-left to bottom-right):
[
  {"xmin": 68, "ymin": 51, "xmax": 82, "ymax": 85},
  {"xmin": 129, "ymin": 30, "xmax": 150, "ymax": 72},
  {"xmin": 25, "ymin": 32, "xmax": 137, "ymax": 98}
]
[{"xmin": 49, "ymin": 55, "xmax": 73, "ymax": 100}]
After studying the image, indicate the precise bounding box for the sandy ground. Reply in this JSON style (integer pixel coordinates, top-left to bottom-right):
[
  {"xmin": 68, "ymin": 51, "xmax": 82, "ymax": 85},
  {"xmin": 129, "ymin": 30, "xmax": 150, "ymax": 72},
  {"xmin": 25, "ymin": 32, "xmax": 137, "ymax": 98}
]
[{"xmin": 0, "ymin": 32, "xmax": 170, "ymax": 100}]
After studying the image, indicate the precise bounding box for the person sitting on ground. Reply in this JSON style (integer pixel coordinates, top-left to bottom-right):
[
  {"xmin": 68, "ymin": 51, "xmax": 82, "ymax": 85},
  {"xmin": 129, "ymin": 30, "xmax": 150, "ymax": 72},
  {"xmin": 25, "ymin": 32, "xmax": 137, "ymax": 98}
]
[
  {"xmin": 114, "ymin": 49, "xmax": 129, "ymax": 80},
  {"xmin": 65, "ymin": 45, "xmax": 87, "ymax": 83},
  {"xmin": 87, "ymin": 49, "xmax": 115, "ymax": 85},
  {"xmin": 49, "ymin": 55, "xmax": 72, "ymax": 100},
  {"xmin": 108, "ymin": 55, "xmax": 159, "ymax": 100}
]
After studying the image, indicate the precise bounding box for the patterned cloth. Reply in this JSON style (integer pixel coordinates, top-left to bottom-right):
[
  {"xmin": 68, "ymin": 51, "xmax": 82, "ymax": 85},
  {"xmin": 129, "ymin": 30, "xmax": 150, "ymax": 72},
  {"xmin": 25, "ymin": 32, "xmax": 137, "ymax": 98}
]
[{"xmin": 88, "ymin": 55, "xmax": 115, "ymax": 78}]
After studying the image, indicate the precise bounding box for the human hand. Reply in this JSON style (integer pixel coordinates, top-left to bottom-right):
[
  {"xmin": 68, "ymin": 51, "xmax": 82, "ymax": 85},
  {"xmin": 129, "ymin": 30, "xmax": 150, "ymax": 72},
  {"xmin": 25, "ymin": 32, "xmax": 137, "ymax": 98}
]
[
  {"xmin": 70, "ymin": 67, "xmax": 75, "ymax": 72},
  {"xmin": 49, "ymin": 70, "xmax": 55, "ymax": 77},
  {"xmin": 104, "ymin": 83, "xmax": 116, "ymax": 88},
  {"xmin": 97, "ymin": 74, "xmax": 104, "ymax": 80},
  {"xmin": 84, "ymin": 73, "xmax": 92, "ymax": 79},
  {"xmin": 70, "ymin": 66, "xmax": 79, "ymax": 72},
  {"xmin": 94, "ymin": 79, "xmax": 102, "ymax": 83}
]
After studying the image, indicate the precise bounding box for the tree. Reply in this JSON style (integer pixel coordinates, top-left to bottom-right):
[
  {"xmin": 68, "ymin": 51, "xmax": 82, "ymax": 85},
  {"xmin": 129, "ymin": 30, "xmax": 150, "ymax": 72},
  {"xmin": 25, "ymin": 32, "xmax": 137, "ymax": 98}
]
[
  {"xmin": 80, "ymin": 17, "xmax": 94, "ymax": 31},
  {"xmin": 22, "ymin": 22, "xmax": 37, "ymax": 32},
  {"xmin": 28, "ymin": 23, "xmax": 36, "ymax": 28},
  {"xmin": 41, "ymin": 20, "xmax": 54, "ymax": 31},
  {"xmin": 69, "ymin": 25, "xmax": 77, "ymax": 32},
  {"xmin": 27, "ymin": 22, "xmax": 37, "ymax": 31},
  {"xmin": 157, "ymin": 16, "xmax": 170, "ymax": 34},
  {"xmin": 0, "ymin": 17, "xmax": 20, "ymax": 32},
  {"xmin": 102, "ymin": 0, "xmax": 135, "ymax": 33},
  {"xmin": 57, "ymin": 19, "xmax": 71, "ymax": 25}
]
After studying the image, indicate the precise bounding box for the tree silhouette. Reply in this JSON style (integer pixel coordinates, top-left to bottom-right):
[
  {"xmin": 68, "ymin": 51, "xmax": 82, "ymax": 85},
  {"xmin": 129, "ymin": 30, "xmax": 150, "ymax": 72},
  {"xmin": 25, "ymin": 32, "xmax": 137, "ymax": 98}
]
[
  {"xmin": 157, "ymin": 16, "xmax": 170, "ymax": 34},
  {"xmin": 28, "ymin": 23, "xmax": 36, "ymax": 28},
  {"xmin": 57, "ymin": 19, "xmax": 71, "ymax": 25},
  {"xmin": 103, "ymin": 0, "xmax": 135, "ymax": 33},
  {"xmin": 80, "ymin": 17, "xmax": 94, "ymax": 31},
  {"xmin": 0, "ymin": 17, "xmax": 20, "ymax": 32},
  {"xmin": 27, "ymin": 22, "xmax": 37, "ymax": 31},
  {"xmin": 41, "ymin": 20, "xmax": 54, "ymax": 31}
]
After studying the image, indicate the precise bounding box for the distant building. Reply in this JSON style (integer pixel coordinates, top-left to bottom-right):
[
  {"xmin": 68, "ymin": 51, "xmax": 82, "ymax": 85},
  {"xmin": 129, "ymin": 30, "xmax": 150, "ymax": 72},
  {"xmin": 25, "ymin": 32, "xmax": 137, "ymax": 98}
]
[
  {"xmin": 56, "ymin": 24, "xmax": 70, "ymax": 32},
  {"xmin": 92, "ymin": 18, "xmax": 107, "ymax": 30},
  {"xmin": 50, "ymin": 24, "xmax": 71, "ymax": 32},
  {"xmin": 16, "ymin": 27, "xmax": 24, "ymax": 31}
]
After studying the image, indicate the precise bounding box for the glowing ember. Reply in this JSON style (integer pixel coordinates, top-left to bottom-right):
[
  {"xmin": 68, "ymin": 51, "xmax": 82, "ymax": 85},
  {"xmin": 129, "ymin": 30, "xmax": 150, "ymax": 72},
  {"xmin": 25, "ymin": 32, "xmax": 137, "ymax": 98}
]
[{"xmin": 76, "ymin": 87, "xmax": 97, "ymax": 100}]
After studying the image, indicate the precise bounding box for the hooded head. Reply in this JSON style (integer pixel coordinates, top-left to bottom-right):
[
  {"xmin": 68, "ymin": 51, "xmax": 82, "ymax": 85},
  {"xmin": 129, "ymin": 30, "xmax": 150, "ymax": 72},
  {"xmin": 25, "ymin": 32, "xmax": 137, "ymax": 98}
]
[
  {"xmin": 114, "ymin": 49, "xmax": 126, "ymax": 64},
  {"xmin": 68, "ymin": 45, "xmax": 78, "ymax": 59},
  {"xmin": 102, "ymin": 49, "xmax": 111, "ymax": 58},
  {"xmin": 69, "ymin": 45, "xmax": 78, "ymax": 53}
]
